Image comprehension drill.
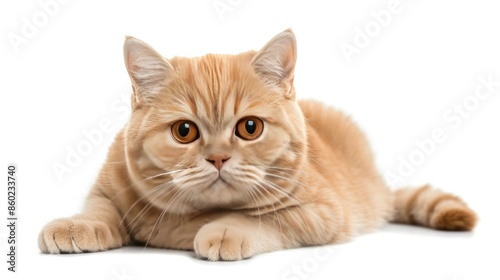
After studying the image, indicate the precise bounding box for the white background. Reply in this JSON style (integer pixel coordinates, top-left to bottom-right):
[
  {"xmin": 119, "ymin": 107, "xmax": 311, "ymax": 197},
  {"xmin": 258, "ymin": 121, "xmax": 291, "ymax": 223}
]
[{"xmin": 1, "ymin": 0, "xmax": 500, "ymax": 279}]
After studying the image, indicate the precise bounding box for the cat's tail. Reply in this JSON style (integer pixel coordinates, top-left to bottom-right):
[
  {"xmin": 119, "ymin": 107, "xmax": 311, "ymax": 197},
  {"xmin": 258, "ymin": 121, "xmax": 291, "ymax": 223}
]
[{"xmin": 390, "ymin": 185, "xmax": 477, "ymax": 231}]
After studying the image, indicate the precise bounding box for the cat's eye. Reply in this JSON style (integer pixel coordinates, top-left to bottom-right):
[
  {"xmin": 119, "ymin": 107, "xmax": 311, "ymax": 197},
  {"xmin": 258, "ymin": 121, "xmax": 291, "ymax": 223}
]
[
  {"xmin": 171, "ymin": 120, "xmax": 199, "ymax": 144},
  {"xmin": 235, "ymin": 117, "xmax": 264, "ymax": 141}
]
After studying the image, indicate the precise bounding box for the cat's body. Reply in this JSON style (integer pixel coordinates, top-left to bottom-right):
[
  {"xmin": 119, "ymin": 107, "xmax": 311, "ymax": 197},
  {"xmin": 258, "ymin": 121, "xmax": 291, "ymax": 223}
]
[{"xmin": 39, "ymin": 30, "xmax": 476, "ymax": 260}]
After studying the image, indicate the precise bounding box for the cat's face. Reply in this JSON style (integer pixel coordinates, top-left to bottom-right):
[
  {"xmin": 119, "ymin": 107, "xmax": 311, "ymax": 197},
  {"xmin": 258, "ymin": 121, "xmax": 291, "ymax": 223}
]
[{"xmin": 123, "ymin": 30, "xmax": 306, "ymax": 213}]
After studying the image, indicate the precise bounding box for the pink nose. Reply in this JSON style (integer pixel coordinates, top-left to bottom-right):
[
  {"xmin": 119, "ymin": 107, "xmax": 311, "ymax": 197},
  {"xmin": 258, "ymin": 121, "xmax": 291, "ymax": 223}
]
[{"xmin": 205, "ymin": 154, "xmax": 231, "ymax": 170}]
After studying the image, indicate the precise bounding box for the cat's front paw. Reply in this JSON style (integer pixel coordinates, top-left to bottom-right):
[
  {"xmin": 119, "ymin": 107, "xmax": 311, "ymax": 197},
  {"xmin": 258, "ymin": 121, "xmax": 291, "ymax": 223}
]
[
  {"xmin": 38, "ymin": 218, "xmax": 121, "ymax": 254},
  {"xmin": 194, "ymin": 223, "xmax": 253, "ymax": 261}
]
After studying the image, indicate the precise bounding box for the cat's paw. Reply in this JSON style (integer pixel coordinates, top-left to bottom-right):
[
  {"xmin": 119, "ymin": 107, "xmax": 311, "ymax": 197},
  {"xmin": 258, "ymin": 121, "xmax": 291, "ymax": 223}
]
[
  {"xmin": 194, "ymin": 223, "xmax": 253, "ymax": 261},
  {"xmin": 38, "ymin": 218, "xmax": 121, "ymax": 254}
]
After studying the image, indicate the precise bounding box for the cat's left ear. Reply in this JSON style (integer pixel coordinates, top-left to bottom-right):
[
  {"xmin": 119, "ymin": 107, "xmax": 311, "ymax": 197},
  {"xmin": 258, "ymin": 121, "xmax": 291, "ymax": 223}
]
[
  {"xmin": 251, "ymin": 29, "xmax": 297, "ymax": 99},
  {"xmin": 123, "ymin": 36, "xmax": 174, "ymax": 108}
]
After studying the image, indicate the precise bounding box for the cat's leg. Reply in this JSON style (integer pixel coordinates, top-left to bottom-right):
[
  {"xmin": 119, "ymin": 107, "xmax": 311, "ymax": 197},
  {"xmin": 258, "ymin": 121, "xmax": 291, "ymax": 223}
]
[
  {"xmin": 193, "ymin": 212, "xmax": 284, "ymax": 261},
  {"xmin": 38, "ymin": 188, "xmax": 127, "ymax": 253},
  {"xmin": 193, "ymin": 204, "xmax": 338, "ymax": 261}
]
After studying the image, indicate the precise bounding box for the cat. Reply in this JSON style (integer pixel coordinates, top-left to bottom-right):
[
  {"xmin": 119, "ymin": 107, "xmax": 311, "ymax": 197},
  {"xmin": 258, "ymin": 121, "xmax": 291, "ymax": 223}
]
[{"xmin": 39, "ymin": 29, "xmax": 477, "ymax": 261}]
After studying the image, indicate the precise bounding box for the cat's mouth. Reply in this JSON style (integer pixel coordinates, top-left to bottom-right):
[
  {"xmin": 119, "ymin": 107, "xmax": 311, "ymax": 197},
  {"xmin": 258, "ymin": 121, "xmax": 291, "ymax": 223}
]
[
  {"xmin": 207, "ymin": 176, "xmax": 230, "ymax": 189},
  {"xmin": 201, "ymin": 172, "xmax": 231, "ymax": 190}
]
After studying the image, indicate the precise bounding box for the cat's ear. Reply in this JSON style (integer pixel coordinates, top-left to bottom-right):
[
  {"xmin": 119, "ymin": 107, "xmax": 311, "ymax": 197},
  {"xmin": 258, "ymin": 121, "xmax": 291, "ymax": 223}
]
[
  {"xmin": 123, "ymin": 36, "xmax": 174, "ymax": 107},
  {"xmin": 251, "ymin": 29, "xmax": 297, "ymax": 99}
]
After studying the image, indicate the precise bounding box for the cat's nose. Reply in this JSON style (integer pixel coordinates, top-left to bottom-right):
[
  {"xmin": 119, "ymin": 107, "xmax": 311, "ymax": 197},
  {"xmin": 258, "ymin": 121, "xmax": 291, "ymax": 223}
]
[{"xmin": 205, "ymin": 154, "xmax": 231, "ymax": 170}]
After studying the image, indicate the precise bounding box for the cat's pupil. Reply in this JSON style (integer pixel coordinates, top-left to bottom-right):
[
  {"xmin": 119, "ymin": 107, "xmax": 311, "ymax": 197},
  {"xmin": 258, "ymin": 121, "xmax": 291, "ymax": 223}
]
[
  {"xmin": 245, "ymin": 120, "xmax": 256, "ymax": 134},
  {"xmin": 178, "ymin": 123, "xmax": 190, "ymax": 137}
]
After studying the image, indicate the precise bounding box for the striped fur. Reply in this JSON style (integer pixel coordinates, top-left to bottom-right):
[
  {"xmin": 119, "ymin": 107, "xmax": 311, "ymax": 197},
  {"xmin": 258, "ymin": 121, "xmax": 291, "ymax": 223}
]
[{"xmin": 393, "ymin": 185, "xmax": 477, "ymax": 231}]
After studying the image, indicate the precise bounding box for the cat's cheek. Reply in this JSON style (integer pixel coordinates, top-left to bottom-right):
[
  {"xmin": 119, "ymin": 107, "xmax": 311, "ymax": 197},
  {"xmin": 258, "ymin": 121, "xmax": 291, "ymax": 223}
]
[
  {"xmin": 142, "ymin": 131, "xmax": 192, "ymax": 167},
  {"xmin": 246, "ymin": 126, "xmax": 293, "ymax": 164}
]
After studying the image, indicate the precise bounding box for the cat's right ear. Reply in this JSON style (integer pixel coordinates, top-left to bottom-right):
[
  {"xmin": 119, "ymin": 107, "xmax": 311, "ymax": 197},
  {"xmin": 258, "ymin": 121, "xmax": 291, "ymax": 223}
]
[
  {"xmin": 123, "ymin": 36, "xmax": 174, "ymax": 108},
  {"xmin": 251, "ymin": 29, "xmax": 297, "ymax": 99}
]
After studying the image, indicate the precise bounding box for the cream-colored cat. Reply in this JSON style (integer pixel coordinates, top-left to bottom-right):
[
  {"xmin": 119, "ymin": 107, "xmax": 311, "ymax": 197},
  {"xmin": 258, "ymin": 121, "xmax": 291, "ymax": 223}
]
[{"xmin": 39, "ymin": 29, "xmax": 477, "ymax": 260}]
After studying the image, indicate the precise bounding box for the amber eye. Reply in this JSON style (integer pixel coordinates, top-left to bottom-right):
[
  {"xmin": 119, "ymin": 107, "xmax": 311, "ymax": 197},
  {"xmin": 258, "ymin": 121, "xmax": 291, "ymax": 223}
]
[
  {"xmin": 235, "ymin": 117, "xmax": 264, "ymax": 140},
  {"xmin": 171, "ymin": 120, "xmax": 199, "ymax": 144}
]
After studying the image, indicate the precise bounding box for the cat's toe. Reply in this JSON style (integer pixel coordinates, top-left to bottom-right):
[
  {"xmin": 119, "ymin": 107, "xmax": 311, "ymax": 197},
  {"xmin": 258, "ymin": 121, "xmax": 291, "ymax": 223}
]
[
  {"xmin": 194, "ymin": 224, "xmax": 252, "ymax": 261},
  {"xmin": 38, "ymin": 218, "xmax": 118, "ymax": 254}
]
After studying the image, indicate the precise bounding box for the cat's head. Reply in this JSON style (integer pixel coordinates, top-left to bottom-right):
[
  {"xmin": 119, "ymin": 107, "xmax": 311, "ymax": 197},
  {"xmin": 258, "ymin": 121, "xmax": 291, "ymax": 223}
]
[{"xmin": 123, "ymin": 30, "xmax": 307, "ymax": 213}]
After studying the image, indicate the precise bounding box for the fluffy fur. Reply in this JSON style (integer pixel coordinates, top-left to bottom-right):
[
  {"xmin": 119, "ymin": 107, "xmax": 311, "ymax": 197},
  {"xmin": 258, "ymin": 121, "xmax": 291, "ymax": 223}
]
[{"xmin": 39, "ymin": 30, "xmax": 477, "ymax": 260}]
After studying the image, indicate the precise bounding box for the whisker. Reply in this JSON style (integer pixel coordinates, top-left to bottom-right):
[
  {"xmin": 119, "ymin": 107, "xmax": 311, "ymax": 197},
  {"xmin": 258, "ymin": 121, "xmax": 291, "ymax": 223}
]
[
  {"xmin": 264, "ymin": 172, "xmax": 316, "ymax": 205},
  {"xmin": 253, "ymin": 183, "xmax": 283, "ymax": 234},
  {"xmin": 263, "ymin": 166, "xmax": 317, "ymax": 178},
  {"xmin": 260, "ymin": 175, "xmax": 303, "ymax": 204},
  {"xmin": 263, "ymin": 177, "xmax": 328, "ymax": 237},
  {"xmin": 142, "ymin": 186, "xmax": 188, "ymax": 252},
  {"xmin": 127, "ymin": 182, "xmax": 177, "ymax": 237},
  {"xmin": 110, "ymin": 169, "xmax": 182, "ymax": 201},
  {"xmin": 119, "ymin": 182, "xmax": 168, "ymax": 228},
  {"xmin": 243, "ymin": 185, "xmax": 262, "ymax": 231},
  {"xmin": 259, "ymin": 181, "xmax": 313, "ymax": 237}
]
